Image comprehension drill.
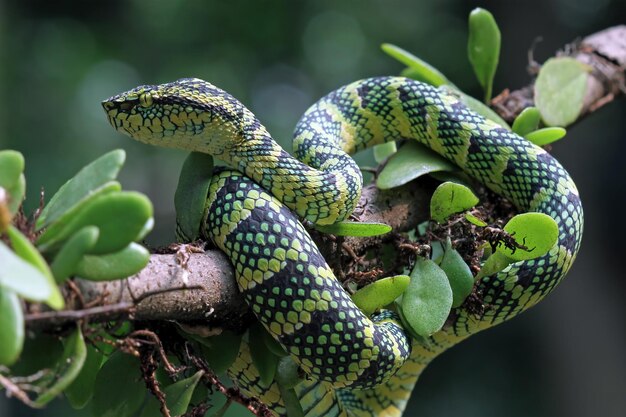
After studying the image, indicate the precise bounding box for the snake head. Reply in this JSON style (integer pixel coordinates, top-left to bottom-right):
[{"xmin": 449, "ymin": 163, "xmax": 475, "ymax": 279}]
[{"xmin": 102, "ymin": 78, "xmax": 248, "ymax": 156}]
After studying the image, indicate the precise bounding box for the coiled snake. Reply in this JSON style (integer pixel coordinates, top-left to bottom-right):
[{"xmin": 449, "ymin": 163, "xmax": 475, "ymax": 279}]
[{"xmin": 103, "ymin": 76, "xmax": 583, "ymax": 416}]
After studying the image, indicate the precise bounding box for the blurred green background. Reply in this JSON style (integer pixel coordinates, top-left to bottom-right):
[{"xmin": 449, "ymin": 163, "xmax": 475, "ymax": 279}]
[{"xmin": 1, "ymin": 0, "xmax": 625, "ymax": 416}]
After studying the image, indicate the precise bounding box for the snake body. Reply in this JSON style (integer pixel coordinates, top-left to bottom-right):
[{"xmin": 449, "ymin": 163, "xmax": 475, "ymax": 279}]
[{"xmin": 103, "ymin": 76, "xmax": 583, "ymax": 416}]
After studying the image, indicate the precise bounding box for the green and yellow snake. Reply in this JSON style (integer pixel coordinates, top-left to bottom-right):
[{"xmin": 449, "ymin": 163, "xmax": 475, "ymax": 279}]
[{"xmin": 103, "ymin": 76, "xmax": 583, "ymax": 416}]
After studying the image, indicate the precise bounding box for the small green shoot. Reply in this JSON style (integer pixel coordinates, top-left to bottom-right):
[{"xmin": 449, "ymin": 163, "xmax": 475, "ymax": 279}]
[{"xmin": 467, "ymin": 8, "xmax": 501, "ymax": 103}]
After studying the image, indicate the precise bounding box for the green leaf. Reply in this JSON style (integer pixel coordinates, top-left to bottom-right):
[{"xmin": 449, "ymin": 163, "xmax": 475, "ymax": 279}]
[
  {"xmin": 140, "ymin": 371, "xmax": 204, "ymax": 417},
  {"xmin": 439, "ymin": 240, "xmax": 474, "ymax": 307},
  {"xmin": 352, "ymin": 275, "xmax": 410, "ymax": 316},
  {"xmin": 166, "ymin": 371, "xmax": 204, "ymax": 416},
  {"xmin": 5, "ymin": 226, "xmax": 64, "ymax": 309},
  {"xmin": 197, "ymin": 331, "xmax": 242, "ymax": 375},
  {"xmin": 50, "ymin": 226, "xmax": 99, "ymax": 283},
  {"xmin": 401, "ymin": 258, "xmax": 453, "ymax": 337},
  {"xmin": 430, "ymin": 181, "xmax": 479, "ymax": 223},
  {"xmin": 74, "ymin": 243, "xmax": 150, "ymax": 281},
  {"xmin": 465, "ymin": 212, "xmax": 487, "ymax": 227},
  {"xmin": 314, "ymin": 220, "xmax": 391, "ymax": 237},
  {"xmin": 534, "ymin": 57, "xmax": 590, "ymax": 126},
  {"xmin": 249, "ymin": 322, "xmax": 279, "ymax": 386},
  {"xmin": 175, "ymin": 152, "xmax": 214, "ymax": 242},
  {"xmin": 476, "ymin": 250, "xmax": 511, "ymax": 280},
  {"xmin": 377, "ymin": 141, "xmax": 456, "ymax": 190},
  {"xmin": 440, "ymin": 86, "xmax": 509, "ymax": 128},
  {"xmin": 525, "ymin": 127, "xmax": 567, "ymax": 146},
  {"xmin": 276, "ymin": 357, "xmax": 305, "ymax": 417},
  {"xmin": 9, "ymin": 333, "xmax": 64, "ymax": 376},
  {"xmin": 0, "ymin": 241, "xmax": 55, "ymax": 303},
  {"xmin": 275, "ymin": 356, "xmax": 303, "ymax": 389},
  {"xmin": 6, "ymin": 174, "xmax": 26, "ymax": 214},
  {"xmin": 373, "ymin": 141, "xmax": 397, "ymax": 163},
  {"xmin": 38, "ymin": 191, "xmax": 153, "ymax": 255},
  {"xmin": 0, "ymin": 150, "xmax": 25, "ymax": 190},
  {"xmin": 468, "ymin": 8, "xmax": 501, "ymax": 102},
  {"xmin": 0, "ymin": 289, "xmax": 24, "ymax": 366},
  {"xmin": 37, "ymin": 150, "xmax": 126, "ymax": 230},
  {"xmin": 37, "ymin": 181, "xmax": 121, "ymax": 247},
  {"xmin": 0, "ymin": 151, "xmax": 26, "ymax": 214},
  {"xmin": 92, "ymin": 351, "xmax": 146, "ymax": 417},
  {"xmin": 511, "ymin": 107, "xmax": 541, "ymax": 136},
  {"xmin": 499, "ymin": 212, "xmax": 559, "ymax": 261},
  {"xmin": 261, "ymin": 325, "xmax": 288, "ymax": 357},
  {"xmin": 65, "ymin": 344, "xmax": 104, "ymax": 409},
  {"xmin": 34, "ymin": 327, "xmax": 88, "ymax": 406},
  {"xmin": 382, "ymin": 43, "xmax": 450, "ymax": 87}
]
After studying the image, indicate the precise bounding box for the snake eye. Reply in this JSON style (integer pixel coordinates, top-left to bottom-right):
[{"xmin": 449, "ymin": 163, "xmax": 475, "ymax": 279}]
[{"xmin": 139, "ymin": 93, "xmax": 153, "ymax": 107}]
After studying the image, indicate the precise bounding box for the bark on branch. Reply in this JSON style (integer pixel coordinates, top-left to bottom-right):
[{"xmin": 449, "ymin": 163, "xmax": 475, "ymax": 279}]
[{"xmin": 30, "ymin": 25, "xmax": 626, "ymax": 329}]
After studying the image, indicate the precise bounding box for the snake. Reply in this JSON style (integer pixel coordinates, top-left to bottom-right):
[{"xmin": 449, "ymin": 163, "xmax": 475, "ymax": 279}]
[{"xmin": 102, "ymin": 76, "xmax": 583, "ymax": 416}]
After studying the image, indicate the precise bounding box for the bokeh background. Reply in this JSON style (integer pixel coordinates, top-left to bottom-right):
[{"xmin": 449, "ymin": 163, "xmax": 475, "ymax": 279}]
[{"xmin": 1, "ymin": 0, "xmax": 625, "ymax": 416}]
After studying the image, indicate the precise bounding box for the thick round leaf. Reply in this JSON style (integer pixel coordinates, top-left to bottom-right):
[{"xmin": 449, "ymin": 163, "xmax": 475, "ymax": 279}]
[
  {"xmin": 92, "ymin": 352, "xmax": 146, "ymax": 417},
  {"xmin": 373, "ymin": 141, "xmax": 397, "ymax": 163},
  {"xmin": 377, "ymin": 141, "xmax": 455, "ymax": 190},
  {"xmin": 430, "ymin": 181, "xmax": 479, "ymax": 223},
  {"xmin": 468, "ymin": 8, "xmax": 501, "ymax": 102},
  {"xmin": 499, "ymin": 212, "xmax": 559, "ymax": 261},
  {"xmin": 74, "ymin": 243, "xmax": 150, "ymax": 281},
  {"xmin": 401, "ymin": 258, "xmax": 452, "ymax": 337},
  {"xmin": 0, "ymin": 238, "xmax": 62, "ymax": 309},
  {"xmin": 65, "ymin": 344, "xmax": 104, "ymax": 409},
  {"xmin": 535, "ymin": 57, "xmax": 590, "ymax": 126},
  {"xmin": 0, "ymin": 150, "xmax": 25, "ymax": 189},
  {"xmin": 197, "ymin": 330, "xmax": 242, "ymax": 375},
  {"xmin": 34, "ymin": 328, "xmax": 87, "ymax": 406},
  {"xmin": 352, "ymin": 275, "xmax": 410, "ymax": 316},
  {"xmin": 37, "ymin": 149, "xmax": 126, "ymax": 229},
  {"xmin": 512, "ymin": 107, "xmax": 541, "ymax": 136},
  {"xmin": 381, "ymin": 43, "xmax": 450, "ymax": 87},
  {"xmin": 0, "ymin": 289, "xmax": 24, "ymax": 366},
  {"xmin": 38, "ymin": 191, "xmax": 153, "ymax": 255},
  {"xmin": 7, "ymin": 225, "xmax": 64, "ymax": 309},
  {"xmin": 50, "ymin": 226, "xmax": 99, "ymax": 283},
  {"xmin": 439, "ymin": 241, "xmax": 474, "ymax": 307},
  {"xmin": 525, "ymin": 127, "xmax": 567, "ymax": 146},
  {"xmin": 6, "ymin": 173, "xmax": 26, "ymax": 214},
  {"xmin": 0, "ymin": 241, "xmax": 52, "ymax": 302},
  {"xmin": 249, "ymin": 322, "xmax": 279, "ymax": 386},
  {"xmin": 36, "ymin": 181, "xmax": 121, "ymax": 250},
  {"xmin": 175, "ymin": 152, "xmax": 214, "ymax": 242},
  {"xmin": 314, "ymin": 221, "xmax": 391, "ymax": 237}
]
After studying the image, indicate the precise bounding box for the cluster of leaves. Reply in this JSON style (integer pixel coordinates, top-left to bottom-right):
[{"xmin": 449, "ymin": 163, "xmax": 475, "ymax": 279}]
[
  {"xmin": 0, "ymin": 150, "xmax": 153, "ymax": 408},
  {"xmin": 334, "ymin": 8, "xmax": 572, "ymax": 339}
]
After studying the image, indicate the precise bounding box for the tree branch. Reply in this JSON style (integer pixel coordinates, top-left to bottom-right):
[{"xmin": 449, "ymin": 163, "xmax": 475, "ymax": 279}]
[{"xmin": 30, "ymin": 25, "xmax": 625, "ymax": 329}]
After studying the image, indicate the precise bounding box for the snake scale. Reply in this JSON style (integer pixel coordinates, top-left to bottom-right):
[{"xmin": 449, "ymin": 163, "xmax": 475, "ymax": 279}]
[{"xmin": 103, "ymin": 76, "xmax": 583, "ymax": 416}]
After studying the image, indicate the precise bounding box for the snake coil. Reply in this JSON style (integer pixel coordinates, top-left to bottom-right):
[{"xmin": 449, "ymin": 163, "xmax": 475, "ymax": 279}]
[{"xmin": 104, "ymin": 76, "xmax": 583, "ymax": 417}]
